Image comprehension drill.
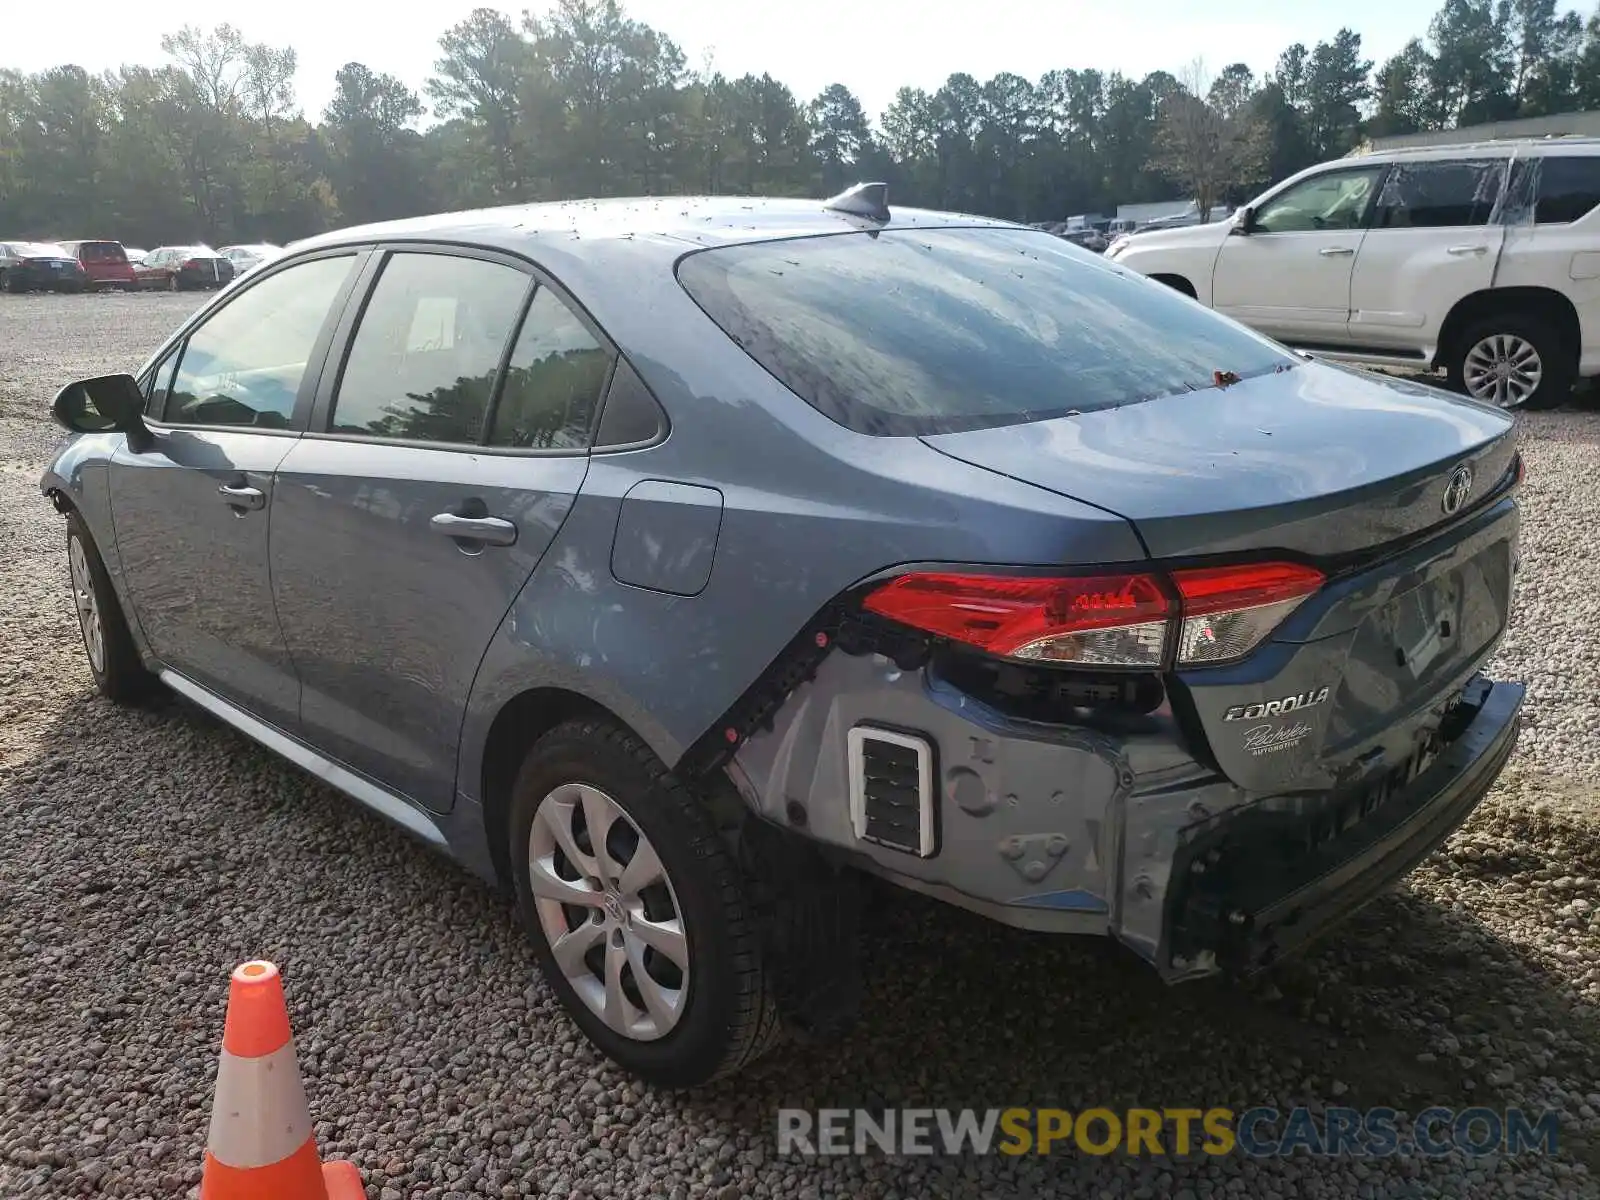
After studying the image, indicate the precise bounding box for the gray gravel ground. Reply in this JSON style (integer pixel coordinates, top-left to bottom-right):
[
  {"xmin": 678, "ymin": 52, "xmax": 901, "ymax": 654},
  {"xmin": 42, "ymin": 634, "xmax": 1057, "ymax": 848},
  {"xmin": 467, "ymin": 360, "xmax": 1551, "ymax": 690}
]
[{"xmin": 2, "ymin": 291, "xmax": 1598, "ymax": 1199}]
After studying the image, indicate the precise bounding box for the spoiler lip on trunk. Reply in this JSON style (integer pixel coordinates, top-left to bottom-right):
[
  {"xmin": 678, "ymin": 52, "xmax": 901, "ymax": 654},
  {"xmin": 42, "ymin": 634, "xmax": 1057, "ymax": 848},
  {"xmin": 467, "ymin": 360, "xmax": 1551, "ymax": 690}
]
[{"xmin": 921, "ymin": 360, "xmax": 1517, "ymax": 561}]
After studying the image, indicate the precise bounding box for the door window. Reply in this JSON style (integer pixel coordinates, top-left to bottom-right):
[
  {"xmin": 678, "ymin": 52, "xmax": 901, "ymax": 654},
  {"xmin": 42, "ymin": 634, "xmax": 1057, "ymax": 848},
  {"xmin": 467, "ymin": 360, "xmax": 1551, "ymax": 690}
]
[
  {"xmin": 164, "ymin": 254, "xmax": 356, "ymax": 429},
  {"xmin": 330, "ymin": 252, "xmax": 531, "ymax": 445},
  {"xmin": 487, "ymin": 287, "xmax": 613, "ymax": 450},
  {"xmin": 1253, "ymin": 168, "xmax": 1384, "ymax": 234},
  {"xmin": 146, "ymin": 351, "xmax": 181, "ymax": 417},
  {"xmin": 1372, "ymin": 159, "xmax": 1505, "ymax": 229},
  {"xmin": 1525, "ymin": 155, "xmax": 1600, "ymax": 224}
]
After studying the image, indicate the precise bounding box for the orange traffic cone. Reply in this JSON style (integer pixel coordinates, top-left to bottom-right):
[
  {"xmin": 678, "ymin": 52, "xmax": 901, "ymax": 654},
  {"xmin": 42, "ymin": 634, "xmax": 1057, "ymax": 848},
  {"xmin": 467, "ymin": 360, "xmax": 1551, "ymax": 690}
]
[{"xmin": 199, "ymin": 961, "xmax": 365, "ymax": 1200}]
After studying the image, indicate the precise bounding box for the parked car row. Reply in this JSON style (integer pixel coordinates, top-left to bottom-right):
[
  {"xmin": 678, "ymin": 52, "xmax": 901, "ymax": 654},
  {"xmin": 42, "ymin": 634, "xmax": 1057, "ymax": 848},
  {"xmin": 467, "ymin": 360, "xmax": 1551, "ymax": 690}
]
[{"xmin": 0, "ymin": 238, "xmax": 282, "ymax": 293}]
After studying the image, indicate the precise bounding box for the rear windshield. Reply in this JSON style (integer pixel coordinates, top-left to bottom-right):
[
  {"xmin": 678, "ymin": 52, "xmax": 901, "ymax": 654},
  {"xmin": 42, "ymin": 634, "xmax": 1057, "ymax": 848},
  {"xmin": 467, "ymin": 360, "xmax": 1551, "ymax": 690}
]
[
  {"xmin": 675, "ymin": 227, "xmax": 1294, "ymax": 436},
  {"xmin": 78, "ymin": 242, "xmax": 127, "ymax": 262}
]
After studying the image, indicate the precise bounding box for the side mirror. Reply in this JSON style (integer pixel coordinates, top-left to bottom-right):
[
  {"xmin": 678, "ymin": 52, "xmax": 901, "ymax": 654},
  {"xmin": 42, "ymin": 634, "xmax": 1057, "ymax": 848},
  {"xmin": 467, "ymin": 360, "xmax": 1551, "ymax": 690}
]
[
  {"xmin": 1230, "ymin": 207, "xmax": 1255, "ymax": 236},
  {"xmin": 52, "ymin": 373, "xmax": 147, "ymax": 436}
]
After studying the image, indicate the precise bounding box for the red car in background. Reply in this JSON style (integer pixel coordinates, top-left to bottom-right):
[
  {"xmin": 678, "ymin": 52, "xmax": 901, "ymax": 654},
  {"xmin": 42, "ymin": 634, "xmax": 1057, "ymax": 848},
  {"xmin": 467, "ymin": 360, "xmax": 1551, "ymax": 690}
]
[
  {"xmin": 132, "ymin": 245, "xmax": 235, "ymax": 291},
  {"xmin": 56, "ymin": 240, "xmax": 138, "ymax": 290}
]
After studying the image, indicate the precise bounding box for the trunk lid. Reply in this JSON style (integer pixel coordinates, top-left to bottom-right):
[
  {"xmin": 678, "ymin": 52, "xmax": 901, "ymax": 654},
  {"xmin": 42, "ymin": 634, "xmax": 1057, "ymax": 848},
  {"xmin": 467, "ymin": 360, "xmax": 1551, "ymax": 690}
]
[
  {"xmin": 921, "ymin": 360, "xmax": 1517, "ymax": 562},
  {"xmin": 924, "ymin": 360, "xmax": 1522, "ymax": 795}
]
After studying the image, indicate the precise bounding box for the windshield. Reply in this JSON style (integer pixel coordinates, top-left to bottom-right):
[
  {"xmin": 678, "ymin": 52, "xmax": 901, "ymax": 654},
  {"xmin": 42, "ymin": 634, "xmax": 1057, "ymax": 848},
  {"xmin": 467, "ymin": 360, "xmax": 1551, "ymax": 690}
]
[
  {"xmin": 675, "ymin": 227, "xmax": 1294, "ymax": 436},
  {"xmin": 78, "ymin": 242, "xmax": 127, "ymax": 262},
  {"xmin": 19, "ymin": 243, "xmax": 70, "ymax": 257}
]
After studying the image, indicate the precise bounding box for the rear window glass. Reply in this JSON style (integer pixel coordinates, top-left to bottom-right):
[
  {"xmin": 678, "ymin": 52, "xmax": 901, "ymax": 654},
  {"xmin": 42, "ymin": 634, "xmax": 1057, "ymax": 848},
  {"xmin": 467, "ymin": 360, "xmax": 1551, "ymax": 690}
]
[
  {"xmin": 79, "ymin": 242, "xmax": 127, "ymax": 262},
  {"xmin": 675, "ymin": 227, "xmax": 1294, "ymax": 436}
]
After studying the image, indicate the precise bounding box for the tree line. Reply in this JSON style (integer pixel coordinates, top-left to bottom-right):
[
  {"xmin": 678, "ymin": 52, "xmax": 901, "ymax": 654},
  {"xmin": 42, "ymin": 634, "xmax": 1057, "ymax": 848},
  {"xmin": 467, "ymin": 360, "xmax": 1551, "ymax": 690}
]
[{"xmin": 2, "ymin": 0, "xmax": 1598, "ymax": 247}]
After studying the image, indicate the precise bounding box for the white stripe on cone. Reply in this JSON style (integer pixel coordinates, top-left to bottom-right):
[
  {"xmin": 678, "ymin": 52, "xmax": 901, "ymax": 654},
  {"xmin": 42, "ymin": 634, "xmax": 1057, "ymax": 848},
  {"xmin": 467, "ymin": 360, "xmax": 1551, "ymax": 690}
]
[{"xmin": 207, "ymin": 1040, "xmax": 315, "ymax": 1169}]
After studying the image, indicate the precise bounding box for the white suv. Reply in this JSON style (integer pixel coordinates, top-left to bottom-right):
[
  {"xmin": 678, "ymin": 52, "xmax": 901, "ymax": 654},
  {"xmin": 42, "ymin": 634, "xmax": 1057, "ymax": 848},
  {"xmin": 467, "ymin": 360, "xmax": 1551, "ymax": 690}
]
[{"xmin": 1107, "ymin": 138, "xmax": 1600, "ymax": 410}]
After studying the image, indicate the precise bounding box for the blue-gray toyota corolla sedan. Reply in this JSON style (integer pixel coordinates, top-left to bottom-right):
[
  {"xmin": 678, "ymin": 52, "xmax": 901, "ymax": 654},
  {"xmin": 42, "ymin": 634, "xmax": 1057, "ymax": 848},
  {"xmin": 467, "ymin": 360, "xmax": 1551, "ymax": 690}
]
[{"xmin": 41, "ymin": 186, "xmax": 1526, "ymax": 1086}]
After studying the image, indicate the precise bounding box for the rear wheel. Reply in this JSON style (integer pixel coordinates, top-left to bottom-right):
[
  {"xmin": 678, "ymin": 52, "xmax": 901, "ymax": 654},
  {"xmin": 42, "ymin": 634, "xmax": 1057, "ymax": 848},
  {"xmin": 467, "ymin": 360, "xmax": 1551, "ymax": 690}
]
[
  {"xmin": 64, "ymin": 511, "xmax": 158, "ymax": 704},
  {"xmin": 1448, "ymin": 313, "xmax": 1573, "ymax": 411},
  {"xmin": 508, "ymin": 718, "xmax": 780, "ymax": 1087},
  {"xmin": 2, "ymin": 270, "xmax": 25, "ymax": 294}
]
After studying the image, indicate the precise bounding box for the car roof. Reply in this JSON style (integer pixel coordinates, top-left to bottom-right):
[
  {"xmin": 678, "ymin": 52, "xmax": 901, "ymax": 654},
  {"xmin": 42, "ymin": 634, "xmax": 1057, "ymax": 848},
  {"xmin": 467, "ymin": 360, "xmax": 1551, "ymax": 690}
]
[
  {"xmin": 289, "ymin": 194, "xmax": 1022, "ymax": 267},
  {"xmin": 1348, "ymin": 135, "xmax": 1600, "ymax": 163}
]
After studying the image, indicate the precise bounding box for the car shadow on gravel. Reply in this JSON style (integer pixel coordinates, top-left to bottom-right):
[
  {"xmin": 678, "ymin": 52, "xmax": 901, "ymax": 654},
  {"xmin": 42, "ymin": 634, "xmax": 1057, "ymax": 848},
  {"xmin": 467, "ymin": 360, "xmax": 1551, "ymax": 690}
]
[{"xmin": 4, "ymin": 688, "xmax": 1598, "ymax": 1196}]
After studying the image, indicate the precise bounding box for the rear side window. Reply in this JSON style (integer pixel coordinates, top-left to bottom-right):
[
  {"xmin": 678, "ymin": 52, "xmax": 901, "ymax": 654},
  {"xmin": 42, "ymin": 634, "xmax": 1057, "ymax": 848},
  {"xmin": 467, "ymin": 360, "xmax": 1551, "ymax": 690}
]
[
  {"xmin": 487, "ymin": 287, "xmax": 613, "ymax": 450},
  {"xmin": 676, "ymin": 227, "xmax": 1294, "ymax": 436},
  {"xmin": 1532, "ymin": 155, "xmax": 1600, "ymax": 224},
  {"xmin": 1372, "ymin": 160, "xmax": 1505, "ymax": 228},
  {"xmin": 331, "ymin": 252, "xmax": 532, "ymax": 445},
  {"xmin": 165, "ymin": 254, "xmax": 356, "ymax": 428}
]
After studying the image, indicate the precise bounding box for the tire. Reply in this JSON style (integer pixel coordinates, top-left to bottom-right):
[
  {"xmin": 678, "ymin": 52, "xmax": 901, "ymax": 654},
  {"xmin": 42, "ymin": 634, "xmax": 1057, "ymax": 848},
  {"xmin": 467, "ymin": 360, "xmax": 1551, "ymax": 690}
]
[
  {"xmin": 508, "ymin": 718, "xmax": 780, "ymax": 1087},
  {"xmin": 64, "ymin": 511, "xmax": 159, "ymax": 704},
  {"xmin": 2, "ymin": 270, "xmax": 26, "ymax": 294},
  {"xmin": 1447, "ymin": 313, "xmax": 1574, "ymax": 411}
]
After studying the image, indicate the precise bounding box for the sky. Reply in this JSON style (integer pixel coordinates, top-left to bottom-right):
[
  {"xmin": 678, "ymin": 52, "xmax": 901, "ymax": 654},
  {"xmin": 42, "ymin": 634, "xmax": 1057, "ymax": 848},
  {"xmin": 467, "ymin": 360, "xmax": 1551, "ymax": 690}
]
[{"xmin": 9, "ymin": 0, "xmax": 1487, "ymax": 124}]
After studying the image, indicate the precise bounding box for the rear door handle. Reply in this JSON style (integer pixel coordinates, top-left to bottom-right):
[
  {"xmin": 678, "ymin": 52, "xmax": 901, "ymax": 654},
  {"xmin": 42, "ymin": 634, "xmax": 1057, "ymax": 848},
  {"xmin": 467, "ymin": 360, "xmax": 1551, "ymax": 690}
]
[
  {"xmin": 217, "ymin": 483, "xmax": 265, "ymax": 511},
  {"xmin": 1318, "ymin": 246, "xmax": 1355, "ymax": 257},
  {"xmin": 1447, "ymin": 244, "xmax": 1488, "ymax": 256},
  {"xmin": 430, "ymin": 512, "xmax": 518, "ymax": 547}
]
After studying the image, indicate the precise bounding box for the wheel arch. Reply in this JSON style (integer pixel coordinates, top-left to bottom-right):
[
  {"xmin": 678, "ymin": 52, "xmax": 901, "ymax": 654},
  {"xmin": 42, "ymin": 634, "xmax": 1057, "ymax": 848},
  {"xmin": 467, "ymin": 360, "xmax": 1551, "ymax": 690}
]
[
  {"xmin": 478, "ymin": 685, "xmax": 642, "ymax": 889},
  {"xmin": 1435, "ymin": 287, "xmax": 1581, "ymax": 370},
  {"xmin": 1149, "ymin": 273, "xmax": 1197, "ymax": 299}
]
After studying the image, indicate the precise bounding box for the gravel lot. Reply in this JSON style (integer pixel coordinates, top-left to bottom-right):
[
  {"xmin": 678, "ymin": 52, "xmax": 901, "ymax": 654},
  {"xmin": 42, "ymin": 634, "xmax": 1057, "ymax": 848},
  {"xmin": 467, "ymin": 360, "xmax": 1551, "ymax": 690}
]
[{"xmin": 2, "ymin": 291, "xmax": 1598, "ymax": 1199}]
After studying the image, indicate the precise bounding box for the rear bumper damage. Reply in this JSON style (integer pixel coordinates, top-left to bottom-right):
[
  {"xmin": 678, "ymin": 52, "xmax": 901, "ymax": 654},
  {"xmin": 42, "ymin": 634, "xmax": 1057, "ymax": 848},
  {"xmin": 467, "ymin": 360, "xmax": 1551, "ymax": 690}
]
[
  {"xmin": 1162, "ymin": 674, "xmax": 1522, "ymax": 980},
  {"xmin": 725, "ymin": 641, "xmax": 1521, "ymax": 983}
]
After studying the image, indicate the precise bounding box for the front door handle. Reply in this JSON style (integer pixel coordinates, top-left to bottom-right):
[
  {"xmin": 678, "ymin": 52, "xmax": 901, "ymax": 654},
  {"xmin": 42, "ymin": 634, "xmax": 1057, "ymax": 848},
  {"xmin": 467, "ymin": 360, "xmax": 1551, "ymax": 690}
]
[
  {"xmin": 1318, "ymin": 246, "xmax": 1355, "ymax": 257},
  {"xmin": 1447, "ymin": 244, "xmax": 1489, "ymax": 256},
  {"xmin": 218, "ymin": 483, "xmax": 265, "ymax": 511},
  {"xmin": 430, "ymin": 512, "xmax": 518, "ymax": 547}
]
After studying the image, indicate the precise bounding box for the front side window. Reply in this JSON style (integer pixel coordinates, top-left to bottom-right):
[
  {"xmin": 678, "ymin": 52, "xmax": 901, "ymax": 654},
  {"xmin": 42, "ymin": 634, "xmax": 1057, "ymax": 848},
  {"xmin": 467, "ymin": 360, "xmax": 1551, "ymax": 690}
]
[
  {"xmin": 164, "ymin": 254, "xmax": 356, "ymax": 428},
  {"xmin": 330, "ymin": 252, "xmax": 531, "ymax": 445},
  {"xmin": 487, "ymin": 287, "xmax": 613, "ymax": 450},
  {"xmin": 1253, "ymin": 168, "xmax": 1384, "ymax": 234},
  {"xmin": 146, "ymin": 352, "xmax": 181, "ymax": 417},
  {"xmin": 676, "ymin": 227, "xmax": 1295, "ymax": 437},
  {"xmin": 1372, "ymin": 159, "xmax": 1506, "ymax": 229}
]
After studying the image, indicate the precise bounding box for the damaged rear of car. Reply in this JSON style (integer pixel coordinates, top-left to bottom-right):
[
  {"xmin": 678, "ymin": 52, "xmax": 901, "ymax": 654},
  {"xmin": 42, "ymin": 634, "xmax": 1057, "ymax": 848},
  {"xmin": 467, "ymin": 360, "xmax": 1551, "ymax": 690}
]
[{"xmin": 674, "ymin": 221, "xmax": 1524, "ymax": 985}]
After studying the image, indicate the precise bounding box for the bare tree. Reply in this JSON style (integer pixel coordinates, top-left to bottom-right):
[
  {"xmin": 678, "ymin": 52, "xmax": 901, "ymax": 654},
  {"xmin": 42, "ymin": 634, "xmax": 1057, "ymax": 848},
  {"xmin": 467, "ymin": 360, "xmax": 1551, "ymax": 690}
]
[{"xmin": 1150, "ymin": 58, "xmax": 1267, "ymax": 222}]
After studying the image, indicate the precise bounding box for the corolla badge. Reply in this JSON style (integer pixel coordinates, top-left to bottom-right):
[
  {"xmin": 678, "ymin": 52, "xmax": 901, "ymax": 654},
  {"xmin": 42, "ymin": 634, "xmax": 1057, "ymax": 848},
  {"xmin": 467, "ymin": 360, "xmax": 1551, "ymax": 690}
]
[
  {"xmin": 1222, "ymin": 686, "xmax": 1330, "ymax": 722},
  {"xmin": 1442, "ymin": 464, "xmax": 1474, "ymax": 515}
]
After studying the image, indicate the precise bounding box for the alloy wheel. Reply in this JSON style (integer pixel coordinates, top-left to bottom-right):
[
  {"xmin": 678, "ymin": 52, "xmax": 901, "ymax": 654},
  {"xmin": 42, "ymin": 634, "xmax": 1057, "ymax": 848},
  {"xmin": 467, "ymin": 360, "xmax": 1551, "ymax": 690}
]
[
  {"xmin": 68, "ymin": 535, "xmax": 104, "ymax": 675},
  {"xmin": 1463, "ymin": 333, "xmax": 1543, "ymax": 408},
  {"xmin": 527, "ymin": 782, "xmax": 690, "ymax": 1041}
]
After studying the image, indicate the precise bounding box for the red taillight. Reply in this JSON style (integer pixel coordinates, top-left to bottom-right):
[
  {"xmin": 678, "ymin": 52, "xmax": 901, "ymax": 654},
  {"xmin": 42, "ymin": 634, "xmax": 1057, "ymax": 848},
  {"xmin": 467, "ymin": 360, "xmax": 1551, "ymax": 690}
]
[
  {"xmin": 862, "ymin": 561, "xmax": 1324, "ymax": 669},
  {"xmin": 1512, "ymin": 453, "xmax": 1525, "ymax": 487}
]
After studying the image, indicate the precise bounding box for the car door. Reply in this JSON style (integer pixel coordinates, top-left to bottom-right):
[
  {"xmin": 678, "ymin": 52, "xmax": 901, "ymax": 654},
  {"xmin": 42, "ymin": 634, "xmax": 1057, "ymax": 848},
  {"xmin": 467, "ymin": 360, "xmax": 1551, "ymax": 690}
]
[
  {"xmin": 1347, "ymin": 156, "xmax": 1509, "ymax": 353},
  {"xmin": 1211, "ymin": 164, "xmax": 1387, "ymax": 344},
  {"xmin": 269, "ymin": 246, "xmax": 615, "ymax": 812},
  {"xmin": 107, "ymin": 249, "xmax": 367, "ymax": 731}
]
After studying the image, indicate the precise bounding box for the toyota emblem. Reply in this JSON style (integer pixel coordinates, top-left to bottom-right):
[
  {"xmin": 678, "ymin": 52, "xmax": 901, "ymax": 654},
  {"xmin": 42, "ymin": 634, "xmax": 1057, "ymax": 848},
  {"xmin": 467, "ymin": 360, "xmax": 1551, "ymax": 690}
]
[{"xmin": 1442, "ymin": 464, "xmax": 1474, "ymax": 515}]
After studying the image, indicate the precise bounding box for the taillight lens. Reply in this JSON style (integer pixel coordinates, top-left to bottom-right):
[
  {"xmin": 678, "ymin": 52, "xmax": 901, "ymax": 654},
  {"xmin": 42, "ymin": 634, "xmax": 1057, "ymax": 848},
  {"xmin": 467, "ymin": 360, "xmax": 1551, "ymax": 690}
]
[
  {"xmin": 862, "ymin": 572, "xmax": 1170, "ymax": 666},
  {"xmin": 862, "ymin": 561, "xmax": 1324, "ymax": 670},
  {"xmin": 1170, "ymin": 562, "xmax": 1324, "ymax": 665}
]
